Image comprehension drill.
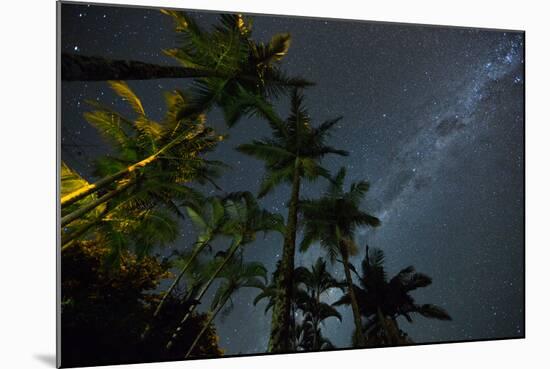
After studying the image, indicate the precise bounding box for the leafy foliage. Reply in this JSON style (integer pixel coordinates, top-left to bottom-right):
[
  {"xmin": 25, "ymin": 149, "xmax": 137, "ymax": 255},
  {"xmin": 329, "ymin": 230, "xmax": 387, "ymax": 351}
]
[
  {"xmin": 333, "ymin": 246, "xmax": 452, "ymax": 346},
  {"xmin": 61, "ymin": 241, "xmax": 222, "ymax": 367},
  {"xmin": 299, "ymin": 167, "xmax": 381, "ymax": 260},
  {"xmin": 293, "ymin": 258, "xmax": 343, "ymax": 351},
  {"xmin": 237, "ymin": 89, "xmax": 348, "ymax": 198},
  {"xmin": 162, "ymin": 10, "xmax": 311, "ymax": 126},
  {"xmin": 61, "ymin": 82, "xmax": 223, "ymax": 262},
  {"xmin": 254, "ymin": 258, "xmax": 342, "ymax": 351}
]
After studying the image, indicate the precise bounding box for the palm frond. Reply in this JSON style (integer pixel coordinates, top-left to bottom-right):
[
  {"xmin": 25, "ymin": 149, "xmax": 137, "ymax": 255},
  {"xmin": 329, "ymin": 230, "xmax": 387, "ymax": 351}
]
[
  {"xmin": 108, "ymin": 80, "xmax": 145, "ymax": 115},
  {"xmin": 413, "ymin": 304, "xmax": 452, "ymax": 321}
]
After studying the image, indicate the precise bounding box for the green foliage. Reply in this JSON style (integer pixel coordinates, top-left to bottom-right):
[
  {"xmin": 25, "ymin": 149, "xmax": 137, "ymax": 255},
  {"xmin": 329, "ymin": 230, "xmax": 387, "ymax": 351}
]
[
  {"xmin": 211, "ymin": 254, "xmax": 268, "ymax": 318},
  {"xmin": 161, "ymin": 10, "xmax": 311, "ymax": 126},
  {"xmin": 237, "ymin": 88, "xmax": 348, "ymax": 198},
  {"xmin": 62, "ymin": 82, "xmax": 223, "ymax": 261},
  {"xmin": 299, "ymin": 167, "xmax": 381, "ymax": 261},
  {"xmin": 254, "ymin": 258, "xmax": 342, "ymax": 351}
]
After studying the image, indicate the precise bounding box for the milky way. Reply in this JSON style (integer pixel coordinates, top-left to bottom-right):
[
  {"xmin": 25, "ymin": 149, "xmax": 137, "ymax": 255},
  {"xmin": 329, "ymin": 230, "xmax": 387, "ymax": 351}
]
[{"xmin": 61, "ymin": 3, "xmax": 524, "ymax": 354}]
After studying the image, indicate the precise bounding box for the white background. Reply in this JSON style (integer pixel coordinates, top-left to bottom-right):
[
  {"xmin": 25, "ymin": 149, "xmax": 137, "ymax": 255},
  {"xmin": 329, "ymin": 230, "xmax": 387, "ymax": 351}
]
[{"xmin": 0, "ymin": 0, "xmax": 547, "ymax": 368}]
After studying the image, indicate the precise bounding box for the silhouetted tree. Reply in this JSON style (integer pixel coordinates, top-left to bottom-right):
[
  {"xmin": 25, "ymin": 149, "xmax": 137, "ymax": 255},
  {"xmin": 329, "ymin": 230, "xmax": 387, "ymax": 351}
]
[
  {"xmin": 166, "ymin": 192, "xmax": 284, "ymax": 349},
  {"xmin": 334, "ymin": 245, "xmax": 452, "ymax": 346},
  {"xmin": 62, "ymin": 11, "xmax": 310, "ymax": 126},
  {"xmin": 299, "ymin": 167, "xmax": 380, "ymax": 346}
]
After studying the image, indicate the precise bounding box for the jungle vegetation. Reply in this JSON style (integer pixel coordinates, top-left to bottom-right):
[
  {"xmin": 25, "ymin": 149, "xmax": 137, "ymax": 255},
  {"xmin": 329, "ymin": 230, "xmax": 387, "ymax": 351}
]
[{"xmin": 60, "ymin": 10, "xmax": 451, "ymax": 365}]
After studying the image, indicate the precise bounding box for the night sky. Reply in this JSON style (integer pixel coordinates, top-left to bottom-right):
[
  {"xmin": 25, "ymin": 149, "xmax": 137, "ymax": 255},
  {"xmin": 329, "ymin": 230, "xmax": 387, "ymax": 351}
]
[{"xmin": 60, "ymin": 2, "xmax": 524, "ymax": 355}]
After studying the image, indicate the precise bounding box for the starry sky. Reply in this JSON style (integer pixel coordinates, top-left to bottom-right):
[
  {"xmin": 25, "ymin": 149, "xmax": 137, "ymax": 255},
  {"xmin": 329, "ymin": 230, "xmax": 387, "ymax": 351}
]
[{"xmin": 60, "ymin": 1, "xmax": 525, "ymax": 355}]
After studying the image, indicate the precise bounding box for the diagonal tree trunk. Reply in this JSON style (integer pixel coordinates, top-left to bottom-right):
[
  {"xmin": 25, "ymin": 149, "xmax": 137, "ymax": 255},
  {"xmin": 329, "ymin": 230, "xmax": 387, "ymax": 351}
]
[
  {"xmin": 268, "ymin": 159, "xmax": 301, "ymax": 353},
  {"xmin": 61, "ymin": 178, "xmax": 135, "ymax": 227},
  {"xmin": 165, "ymin": 237, "xmax": 242, "ymax": 350},
  {"xmin": 61, "ymin": 126, "xmax": 205, "ymax": 209},
  {"xmin": 141, "ymin": 238, "xmax": 211, "ymax": 341},
  {"xmin": 341, "ymin": 245, "xmax": 366, "ymax": 347},
  {"xmin": 60, "ymin": 210, "xmax": 107, "ymax": 251},
  {"xmin": 184, "ymin": 293, "xmax": 229, "ymax": 358},
  {"xmin": 61, "ymin": 53, "xmax": 224, "ymax": 81}
]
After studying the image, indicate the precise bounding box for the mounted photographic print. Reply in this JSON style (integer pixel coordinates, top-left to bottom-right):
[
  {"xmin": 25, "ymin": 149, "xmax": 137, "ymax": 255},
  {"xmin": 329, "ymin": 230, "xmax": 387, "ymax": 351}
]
[{"xmin": 57, "ymin": 1, "xmax": 525, "ymax": 367}]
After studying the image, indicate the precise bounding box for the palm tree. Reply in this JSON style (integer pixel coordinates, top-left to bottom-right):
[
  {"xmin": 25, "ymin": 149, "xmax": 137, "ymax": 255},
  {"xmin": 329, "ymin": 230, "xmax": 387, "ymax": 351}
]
[
  {"xmin": 185, "ymin": 254, "xmax": 267, "ymax": 358},
  {"xmin": 63, "ymin": 11, "xmax": 310, "ymax": 123},
  {"xmin": 253, "ymin": 259, "xmax": 342, "ymax": 352},
  {"xmin": 294, "ymin": 258, "xmax": 343, "ymax": 351},
  {"xmin": 140, "ymin": 196, "xmax": 227, "ymax": 340},
  {"xmin": 237, "ymin": 89, "xmax": 348, "ymax": 352},
  {"xmin": 165, "ymin": 192, "xmax": 284, "ymax": 350},
  {"xmin": 299, "ymin": 167, "xmax": 381, "ymax": 346},
  {"xmin": 60, "ymin": 81, "xmax": 221, "ymax": 232},
  {"xmin": 334, "ymin": 245, "xmax": 452, "ymax": 346},
  {"xmin": 60, "ymin": 161, "xmax": 188, "ymax": 266},
  {"xmin": 160, "ymin": 11, "xmax": 315, "ymax": 128}
]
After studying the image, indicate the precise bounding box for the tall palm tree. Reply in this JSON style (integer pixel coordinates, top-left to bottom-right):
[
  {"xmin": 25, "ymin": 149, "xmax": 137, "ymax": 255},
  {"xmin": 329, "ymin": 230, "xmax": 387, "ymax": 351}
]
[
  {"xmin": 165, "ymin": 192, "xmax": 284, "ymax": 350},
  {"xmin": 237, "ymin": 89, "xmax": 348, "ymax": 352},
  {"xmin": 294, "ymin": 258, "xmax": 343, "ymax": 351},
  {"xmin": 185, "ymin": 254, "xmax": 267, "ymax": 358},
  {"xmin": 334, "ymin": 245, "xmax": 452, "ymax": 346},
  {"xmin": 61, "ymin": 81, "xmax": 220, "ymax": 230},
  {"xmin": 299, "ymin": 167, "xmax": 381, "ymax": 346}
]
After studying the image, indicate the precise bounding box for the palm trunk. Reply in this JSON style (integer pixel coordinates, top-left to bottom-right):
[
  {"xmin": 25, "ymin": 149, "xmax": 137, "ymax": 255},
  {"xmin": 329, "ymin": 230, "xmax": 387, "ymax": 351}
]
[
  {"xmin": 61, "ymin": 216, "xmax": 104, "ymax": 251},
  {"xmin": 61, "ymin": 53, "xmax": 306, "ymax": 86},
  {"xmin": 290, "ymin": 302, "xmax": 296, "ymax": 350},
  {"xmin": 141, "ymin": 238, "xmax": 211, "ymax": 340},
  {"xmin": 341, "ymin": 247, "xmax": 366, "ymax": 346},
  {"xmin": 61, "ymin": 192, "xmax": 139, "ymax": 251},
  {"xmin": 61, "ymin": 126, "xmax": 205, "ymax": 209},
  {"xmin": 61, "ymin": 53, "xmax": 225, "ymax": 81},
  {"xmin": 312, "ymin": 292, "xmax": 320, "ymax": 350},
  {"xmin": 184, "ymin": 294, "xmax": 229, "ymax": 358},
  {"xmin": 388, "ymin": 317, "xmax": 403, "ymax": 345},
  {"xmin": 165, "ymin": 238, "xmax": 241, "ymax": 350},
  {"xmin": 377, "ymin": 307, "xmax": 399, "ymax": 345},
  {"xmin": 268, "ymin": 159, "xmax": 301, "ymax": 353},
  {"xmin": 61, "ymin": 178, "xmax": 134, "ymax": 227}
]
